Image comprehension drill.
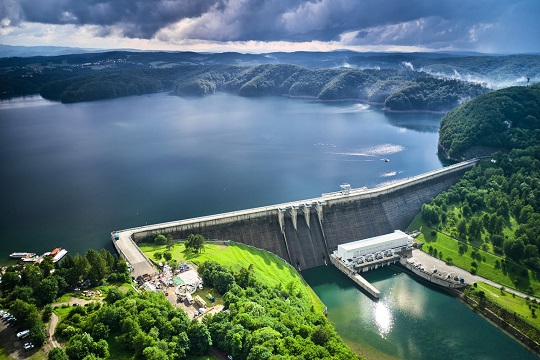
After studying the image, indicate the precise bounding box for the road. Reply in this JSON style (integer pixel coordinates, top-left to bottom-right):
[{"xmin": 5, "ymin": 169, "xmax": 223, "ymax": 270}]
[{"xmin": 409, "ymin": 249, "xmax": 539, "ymax": 301}]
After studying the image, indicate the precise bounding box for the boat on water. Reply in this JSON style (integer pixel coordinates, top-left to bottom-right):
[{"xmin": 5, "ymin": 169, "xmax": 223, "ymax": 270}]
[
  {"xmin": 51, "ymin": 248, "xmax": 68, "ymax": 263},
  {"xmin": 9, "ymin": 252, "xmax": 35, "ymax": 259},
  {"xmin": 9, "ymin": 248, "xmax": 68, "ymax": 263},
  {"xmin": 22, "ymin": 255, "xmax": 41, "ymax": 262}
]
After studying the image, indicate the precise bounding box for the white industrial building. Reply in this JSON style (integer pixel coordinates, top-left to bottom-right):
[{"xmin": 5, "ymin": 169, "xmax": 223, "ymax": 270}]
[{"xmin": 336, "ymin": 230, "xmax": 413, "ymax": 261}]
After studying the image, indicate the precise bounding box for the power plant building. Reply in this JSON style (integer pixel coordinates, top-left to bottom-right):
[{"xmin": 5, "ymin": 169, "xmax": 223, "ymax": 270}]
[{"xmin": 336, "ymin": 230, "xmax": 413, "ymax": 260}]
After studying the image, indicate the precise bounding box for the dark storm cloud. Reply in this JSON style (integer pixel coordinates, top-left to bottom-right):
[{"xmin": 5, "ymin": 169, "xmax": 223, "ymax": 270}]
[
  {"xmin": 4, "ymin": 0, "xmax": 227, "ymax": 38},
  {"xmin": 2, "ymin": 0, "xmax": 539, "ymax": 52}
]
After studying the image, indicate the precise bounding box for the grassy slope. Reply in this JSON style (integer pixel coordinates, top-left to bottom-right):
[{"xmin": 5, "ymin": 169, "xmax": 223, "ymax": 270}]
[
  {"xmin": 407, "ymin": 214, "xmax": 540, "ymax": 295},
  {"xmin": 476, "ymin": 282, "xmax": 540, "ymax": 329},
  {"xmin": 139, "ymin": 241, "xmax": 325, "ymax": 312}
]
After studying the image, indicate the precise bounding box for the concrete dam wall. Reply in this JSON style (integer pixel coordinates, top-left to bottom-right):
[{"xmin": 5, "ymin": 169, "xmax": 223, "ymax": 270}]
[{"xmin": 128, "ymin": 160, "xmax": 476, "ymax": 270}]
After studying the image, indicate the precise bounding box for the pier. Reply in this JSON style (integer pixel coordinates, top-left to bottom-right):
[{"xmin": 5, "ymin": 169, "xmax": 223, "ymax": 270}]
[
  {"xmin": 330, "ymin": 253, "xmax": 381, "ymax": 298},
  {"xmin": 111, "ymin": 159, "xmax": 478, "ymax": 277}
]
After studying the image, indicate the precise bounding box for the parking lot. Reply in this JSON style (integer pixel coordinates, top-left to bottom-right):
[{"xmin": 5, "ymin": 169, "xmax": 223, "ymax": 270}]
[{"xmin": 0, "ymin": 310, "xmax": 35, "ymax": 359}]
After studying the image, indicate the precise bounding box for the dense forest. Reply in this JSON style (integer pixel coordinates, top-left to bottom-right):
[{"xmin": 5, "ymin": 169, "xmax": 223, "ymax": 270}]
[
  {"xmin": 0, "ymin": 244, "xmax": 359, "ymax": 359},
  {"xmin": 3, "ymin": 50, "xmax": 521, "ymax": 111},
  {"xmin": 2, "ymin": 61, "xmax": 487, "ymax": 111},
  {"xmin": 438, "ymin": 83, "xmax": 540, "ymax": 159},
  {"xmin": 0, "ymin": 249, "xmax": 130, "ymax": 348},
  {"xmin": 420, "ymin": 83, "xmax": 540, "ymax": 293}
]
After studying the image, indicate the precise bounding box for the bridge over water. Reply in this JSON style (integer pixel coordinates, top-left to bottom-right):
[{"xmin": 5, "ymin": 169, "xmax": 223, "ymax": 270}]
[{"xmin": 112, "ymin": 159, "xmax": 478, "ymax": 277}]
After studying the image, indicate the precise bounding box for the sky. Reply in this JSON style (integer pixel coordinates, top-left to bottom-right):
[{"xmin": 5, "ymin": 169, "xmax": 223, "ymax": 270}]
[{"xmin": 1, "ymin": 0, "xmax": 539, "ymax": 54}]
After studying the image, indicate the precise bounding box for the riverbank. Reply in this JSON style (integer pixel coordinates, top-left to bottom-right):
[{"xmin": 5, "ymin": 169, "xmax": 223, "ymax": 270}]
[{"xmin": 461, "ymin": 289, "xmax": 540, "ymax": 356}]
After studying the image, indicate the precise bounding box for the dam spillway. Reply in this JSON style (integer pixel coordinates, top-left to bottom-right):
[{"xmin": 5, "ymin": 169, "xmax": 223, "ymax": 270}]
[{"xmin": 112, "ymin": 159, "xmax": 477, "ymax": 274}]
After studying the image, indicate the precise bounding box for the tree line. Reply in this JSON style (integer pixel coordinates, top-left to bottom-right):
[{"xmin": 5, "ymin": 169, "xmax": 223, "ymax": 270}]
[{"xmin": 0, "ymin": 249, "xmax": 130, "ymax": 347}]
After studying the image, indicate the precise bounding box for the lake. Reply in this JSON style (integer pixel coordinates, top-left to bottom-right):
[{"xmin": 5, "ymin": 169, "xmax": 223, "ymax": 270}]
[
  {"xmin": 1, "ymin": 92, "xmax": 534, "ymax": 359},
  {"xmin": 0, "ymin": 92, "xmax": 443, "ymax": 259}
]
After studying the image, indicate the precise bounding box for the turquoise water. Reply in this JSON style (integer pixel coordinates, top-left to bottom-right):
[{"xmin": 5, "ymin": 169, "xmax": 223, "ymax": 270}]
[{"xmin": 303, "ymin": 266, "xmax": 538, "ymax": 360}]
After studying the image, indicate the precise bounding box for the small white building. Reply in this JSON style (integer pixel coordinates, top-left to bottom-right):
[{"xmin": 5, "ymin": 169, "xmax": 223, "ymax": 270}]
[{"xmin": 336, "ymin": 230, "xmax": 413, "ymax": 260}]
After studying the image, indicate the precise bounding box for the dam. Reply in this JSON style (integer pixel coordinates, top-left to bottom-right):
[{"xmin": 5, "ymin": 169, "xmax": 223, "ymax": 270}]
[{"xmin": 112, "ymin": 159, "xmax": 478, "ymax": 277}]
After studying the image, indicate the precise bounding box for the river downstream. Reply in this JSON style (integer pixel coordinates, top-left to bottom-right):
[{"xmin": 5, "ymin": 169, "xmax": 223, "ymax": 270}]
[{"xmin": 303, "ymin": 266, "xmax": 537, "ymax": 360}]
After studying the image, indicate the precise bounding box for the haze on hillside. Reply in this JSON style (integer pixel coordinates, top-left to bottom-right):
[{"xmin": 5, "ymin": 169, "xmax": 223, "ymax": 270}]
[{"xmin": 1, "ymin": 0, "xmax": 539, "ymax": 54}]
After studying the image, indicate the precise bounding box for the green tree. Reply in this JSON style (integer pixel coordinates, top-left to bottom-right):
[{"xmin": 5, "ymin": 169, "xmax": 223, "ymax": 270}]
[
  {"xmin": 153, "ymin": 252, "xmax": 162, "ymax": 261},
  {"xmin": 154, "ymin": 234, "xmax": 167, "ymax": 245},
  {"xmin": 468, "ymin": 216, "xmax": 483, "ymax": 240},
  {"xmin": 142, "ymin": 346, "xmax": 168, "ymax": 360},
  {"xmin": 457, "ymin": 219, "xmax": 468, "ymax": 239},
  {"xmin": 35, "ymin": 277, "xmax": 59, "ymax": 306},
  {"xmin": 39, "ymin": 257, "xmax": 55, "ymax": 277},
  {"xmin": 0, "ymin": 271, "xmax": 20, "ymax": 292},
  {"xmin": 166, "ymin": 234, "xmax": 175, "ymax": 250},
  {"xmin": 42, "ymin": 304, "xmax": 53, "ymax": 321},
  {"xmin": 105, "ymin": 287, "xmax": 125, "ymax": 304},
  {"xmin": 311, "ymin": 325, "xmax": 333, "ymax": 346},
  {"xmin": 86, "ymin": 249, "xmax": 110, "ymax": 286},
  {"xmin": 48, "ymin": 348, "xmax": 69, "ymax": 360},
  {"xmin": 30, "ymin": 324, "xmax": 47, "ymax": 345},
  {"xmin": 66, "ymin": 333, "xmax": 94, "ymax": 360},
  {"xmin": 187, "ymin": 321, "xmax": 212, "ymax": 355},
  {"xmin": 185, "ymin": 234, "xmax": 205, "ymax": 253},
  {"xmin": 67, "ymin": 254, "xmax": 91, "ymax": 286},
  {"xmin": 163, "ymin": 251, "xmax": 172, "ymax": 262},
  {"xmin": 91, "ymin": 323, "xmax": 110, "ymax": 341},
  {"xmin": 503, "ymin": 238, "xmax": 525, "ymax": 261}
]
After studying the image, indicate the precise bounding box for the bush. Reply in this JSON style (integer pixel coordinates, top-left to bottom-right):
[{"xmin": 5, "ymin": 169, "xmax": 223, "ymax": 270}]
[{"xmin": 154, "ymin": 234, "xmax": 167, "ymax": 245}]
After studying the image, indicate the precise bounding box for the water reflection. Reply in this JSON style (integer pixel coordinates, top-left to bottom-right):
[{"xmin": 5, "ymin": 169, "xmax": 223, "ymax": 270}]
[
  {"xmin": 372, "ymin": 300, "xmax": 394, "ymax": 338},
  {"xmin": 384, "ymin": 111, "xmax": 441, "ymax": 133}
]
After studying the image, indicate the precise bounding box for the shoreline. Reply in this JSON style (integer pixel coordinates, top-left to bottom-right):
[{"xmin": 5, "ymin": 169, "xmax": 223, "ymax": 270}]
[
  {"xmin": 10, "ymin": 91, "xmax": 455, "ymax": 115},
  {"xmin": 460, "ymin": 293, "xmax": 540, "ymax": 357},
  {"xmin": 396, "ymin": 258, "xmax": 540, "ymax": 356}
]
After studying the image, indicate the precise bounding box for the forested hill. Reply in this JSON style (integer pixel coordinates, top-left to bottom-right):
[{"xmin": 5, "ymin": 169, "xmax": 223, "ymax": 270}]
[
  {"xmin": 17, "ymin": 63, "xmax": 486, "ymax": 111},
  {"xmin": 5, "ymin": 49, "xmax": 540, "ymax": 110},
  {"xmin": 438, "ymin": 83, "xmax": 540, "ymax": 160}
]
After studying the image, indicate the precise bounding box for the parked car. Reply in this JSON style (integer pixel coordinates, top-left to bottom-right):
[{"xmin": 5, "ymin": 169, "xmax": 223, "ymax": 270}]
[
  {"xmin": 17, "ymin": 330, "xmax": 30, "ymax": 339},
  {"xmin": 23, "ymin": 343, "xmax": 34, "ymax": 351}
]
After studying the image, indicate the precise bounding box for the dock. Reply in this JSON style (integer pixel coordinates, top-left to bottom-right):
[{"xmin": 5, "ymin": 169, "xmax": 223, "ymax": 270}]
[
  {"xmin": 400, "ymin": 249, "xmax": 468, "ymax": 290},
  {"xmin": 330, "ymin": 253, "xmax": 381, "ymax": 298}
]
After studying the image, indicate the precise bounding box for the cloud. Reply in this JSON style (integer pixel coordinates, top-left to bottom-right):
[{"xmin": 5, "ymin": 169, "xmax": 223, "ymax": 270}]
[{"xmin": 1, "ymin": 0, "xmax": 539, "ymax": 53}]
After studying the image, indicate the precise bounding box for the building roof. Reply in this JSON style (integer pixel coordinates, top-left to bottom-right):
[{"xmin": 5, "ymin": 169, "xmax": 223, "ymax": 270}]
[{"xmin": 338, "ymin": 230, "xmax": 409, "ymax": 252}]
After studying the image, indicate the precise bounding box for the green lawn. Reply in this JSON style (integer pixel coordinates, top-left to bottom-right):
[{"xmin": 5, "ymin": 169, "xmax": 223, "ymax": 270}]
[
  {"xmin": 408, "ymin": 214, "xmax": 540, "ymax": 295},
  {"xmin": 139, "ymin": 241, "xmax": 325, "ymax": 312},
  {"xmin": 476, "ymin": 282, "xmax": 540, "ymax": 329},
  {"xmin": 0, "ymin": 347, "xmax": 11, "ymax": 360},
  {"xmin": 53, "ymin": 305, "xmax": 73, "ymax": 321}
]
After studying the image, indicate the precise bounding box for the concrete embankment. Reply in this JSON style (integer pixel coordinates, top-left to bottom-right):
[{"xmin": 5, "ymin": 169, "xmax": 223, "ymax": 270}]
[
  {"xmin": 113, "ymin": 160, "xmax": 477, "ymax": 273},
  {"xmin": 330, "ymin": 253, "xmax": 380, "ymax": 298}
]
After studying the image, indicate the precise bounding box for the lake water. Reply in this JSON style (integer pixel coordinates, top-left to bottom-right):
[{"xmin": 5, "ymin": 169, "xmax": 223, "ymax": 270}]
[
  {"xmin": 1, "ymin": 92, "xmax": 534, "ymax": 359},
  {"xmin": 0, "ymin": 92, "xmax": 443, "ymax": 259}
]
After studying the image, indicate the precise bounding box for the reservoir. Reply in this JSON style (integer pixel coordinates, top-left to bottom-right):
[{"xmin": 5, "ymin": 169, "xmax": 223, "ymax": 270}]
[
  {"xmin": 1, "ymin": 92, "xmax": 534, "ymax": 359},
  {"xmin": 0, "ymin": 92, "xmax": 443, "ymax": 259}
]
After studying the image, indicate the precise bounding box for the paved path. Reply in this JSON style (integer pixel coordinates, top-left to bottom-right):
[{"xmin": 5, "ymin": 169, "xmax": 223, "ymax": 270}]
[
  {"xmin": 43, "ymin": 313, "xmax": 60, "ymax": 352},
  {"xmin": 112, "ymin": 230, "xmax": 157, "ymax": 279},
  {"xmin": 409, "ymin": 249, "xmax": 539, "ymax": 301}
]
